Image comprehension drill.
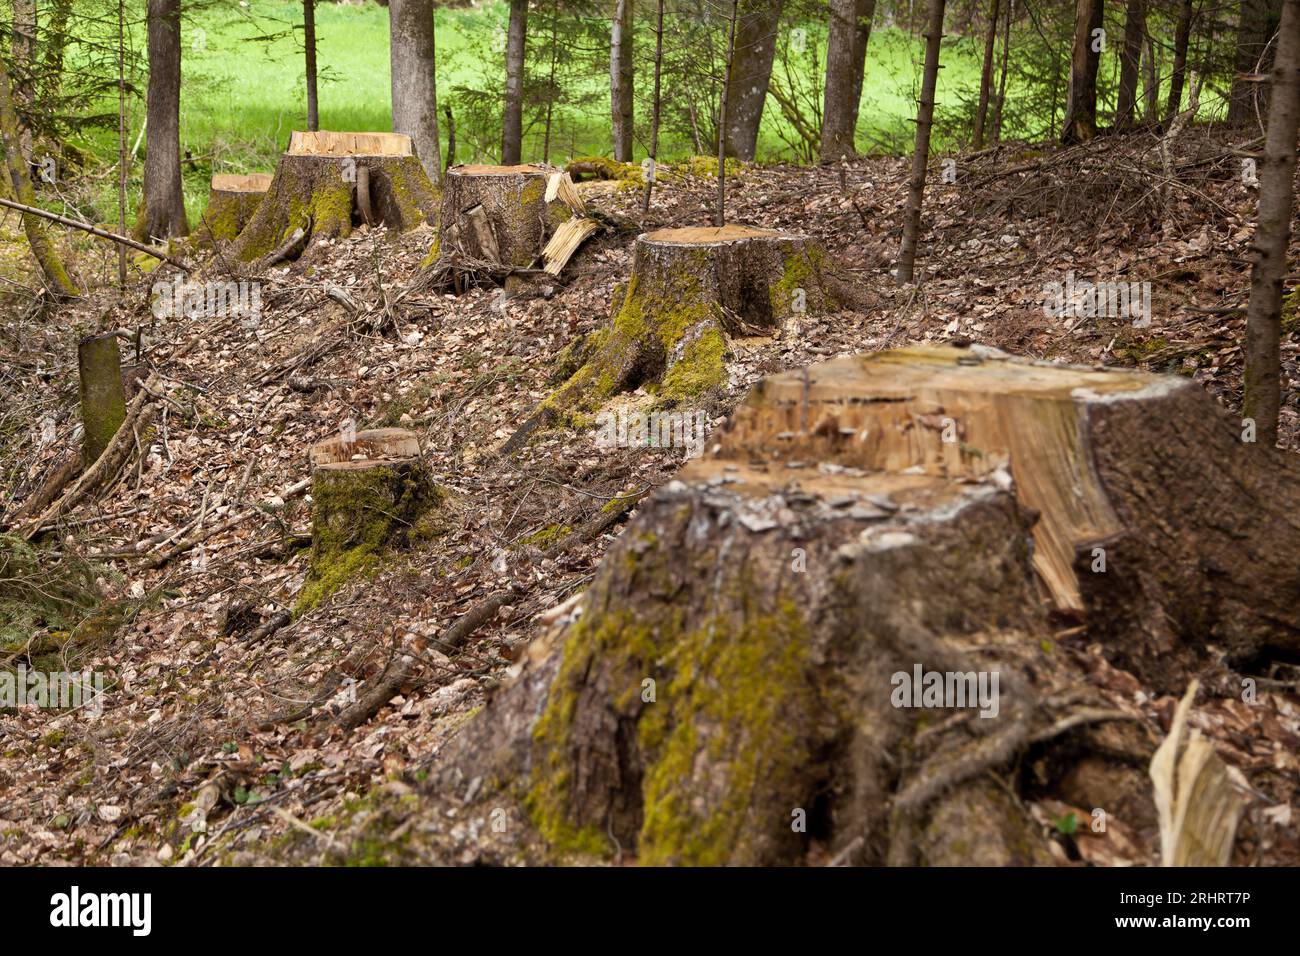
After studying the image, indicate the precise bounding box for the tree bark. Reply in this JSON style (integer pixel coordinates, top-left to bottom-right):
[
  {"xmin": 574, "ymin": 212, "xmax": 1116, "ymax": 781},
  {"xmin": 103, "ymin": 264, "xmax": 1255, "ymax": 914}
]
[
  {"xmin": 717, "ymin": 0, "xmax": 739, "ymax": 225},
  {"xmin": 1142, "ymin": 33, "xmax": 1159, "ymax": 122},
  {"xmin": 722, "ymin": 0, "xmax": 784, "ymax": 160},
  {"xmin": 196, "ymin": 173, "xmax": 272, "ymax": 246},
  {"xmin": 972, "ymin": 0, "xmax": 1000, "ymax": 148},
  {"xmin": 641, "ymin": 0, "xmax": 664, "ymax": 217},
  {"xmin": 821, "ymin": 0, "xmax": 876, "ymax": 162},
  {"xmin": 610, "ymin": 0, "xmax": 634, "ymax": 162},
  {"xmin": 435, "ymin": 163, "xmax": 555, "ymax": 269},
  {"xmin": 427, "ymin": 345, "xmax": 1300, "ymax": 865},
  {"xmin": 502, "ymin": 0, "xmax": 529, "ymax": 165},
  {"xmin": 304, "ymin": 0, "xmax": 319, "ymax": 132},
  {"xmin": 1243, "ymin": 0, "xmax": 1300, "ymax": 446},
  {"xmin": 990, "ymin": 0, "xmax": 1012, "ymax": 142},
  {"xmin": 138, "ymin": 0, "xmax": 189, "ymax": 242},
  {"xmin": 78, "ymin": 333, "xmax": 128, "ymax": 465},
  {"xmin": 389, "ymin": 0, "xmax": 443, "ymax": 184},
  {"xmin": 1229, "ymin": 0, "xmax": 1284, "ymax": 124},
  {"xmin": 895, "ymin": 0, "xmax": 945, "ymax": 285},
  {"xmin": 12, "ymin": 0, "xmax": 34, "ymax": 160},
  {"xmin": 0, "ymin": 56, "xmax": 78, "ymax": 297},
  {"xmin": 1061, "ymin": 0, "xmax": 1103, "ymax": 144},
  {"xmin": 1115, "ymin": 0, "xmax": 1146, "ymax": 130},
  {"xmin": 1164, "ymin": 0, "xmax": 1194, "ymax": 124}
]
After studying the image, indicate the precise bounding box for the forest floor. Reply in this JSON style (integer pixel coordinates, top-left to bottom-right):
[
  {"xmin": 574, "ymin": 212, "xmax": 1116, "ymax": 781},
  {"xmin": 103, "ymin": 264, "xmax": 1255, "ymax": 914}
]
[{"xmin": 1, "ymin": 126, "xmax": 1298, "ymax": 866}]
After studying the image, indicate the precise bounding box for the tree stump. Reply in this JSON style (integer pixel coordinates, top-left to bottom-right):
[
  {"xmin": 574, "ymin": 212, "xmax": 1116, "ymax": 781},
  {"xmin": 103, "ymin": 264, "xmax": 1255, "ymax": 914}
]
[
  {"xmin": 421, "ymin": 346, "xmax": 1300, "ymax": 865},
  {"xmin": 300, "ymin": 427, "xmax": 442, "ymax": 612},
  {"xmin": 229, "ymin": 131, "xmax": 439, "ymax": 265},
  {"xmin": 535, "ymin": 225, "xmax": 850, "ymax": 423},
  {"xmin": 432, "ymin": 164, "xmax": 570, "ymax": 270},
  {"xmin": 194, "ymin": 173, "xmax": 272, "ymax": 246},
  {"xmin": 77, "ymin": 332, "xmax": 127, "ymax": 464}
]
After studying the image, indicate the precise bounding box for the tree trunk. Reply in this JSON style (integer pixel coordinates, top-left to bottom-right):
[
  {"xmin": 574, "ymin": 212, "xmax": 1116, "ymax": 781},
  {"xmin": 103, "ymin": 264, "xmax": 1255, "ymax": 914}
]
[
  {"xmin": 12, "ymin": 0, "xmax": 34, "ymax": 160},
  {"xmin": 722, "ymin": 0, "xmax": 785, "ymax": 161},
  {"xmin": 1243, "ymin": 0, "xmax": 1300, "ymax": 447},
  {"xmin": 389, "ymin": 0, "xmax": 442, "ymax": 184},
  {"xmin": 821, "ymin": 0, "xmax": 877, "ymax": 162},
  {"xmin": 1115, "ymin": 0, "xmax": 1146, "ymax": 130},
  {"xmin": 990, "ymin": 0, "xmax": 1012, "ymax": 142},
  {"xmin": 502, "ymin": 0, "xmax": 529, "ymax": 165},
  {"xmin": 0, "ymin": 56, "xmax": 77, "ymax": 297},
  {"xmin": 1061, "ymin": 0, "xmax": 1103, "ymax": 144},
  {"xmin": 641, "ymin": 0, "xmax": 665, "ymax": 217},
  {"xmin": 972, "ymin": 0, "xmax": 1000, "ymax": 148},
  {"xmin": 196, "ymin": 172, "xmax": 272, "ymax": 246},
  {"xmin": 1165, "ymin": 0, "xmax": 1194, "ymax": 124},
  {"xmin": 610, "ymin": 0, "xmax": 634, "ymax": 163},
  {"xmin": 229, "ymin": 131, "xmax": 438, "ymax": 265},
  {"xmin": 304, "ymin": 0, "xmax": 319, "ymax": 132},
  {"xmin": 1142, "ymin": 33, "xmax": 1159, "ymax": 122},
  {"xmin": 78, "ymin": 333, "xmax": 127, "ymax": 465},
  {"xmin": 137, "ymin": 0, "xmax": 189, "ymax": 242},
  {"xmin": 1229, "ymin": 0, "xmax": 1284, "ymax": 124},
  {"xmin": 427, "ymin": 345, "xmax": 1300, "ymax": 865},
  {"xmin": 717, "ymin": 0, "xmax": 740, "ymax": 225},
  {"xmin": 895, "ymin": 0, "xmax": 945, "ymax": 285}
]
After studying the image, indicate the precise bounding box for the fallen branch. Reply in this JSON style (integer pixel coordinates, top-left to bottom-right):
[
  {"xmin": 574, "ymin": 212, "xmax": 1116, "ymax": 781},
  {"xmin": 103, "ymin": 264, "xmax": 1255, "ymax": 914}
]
[{"xmin": 0, "ymin": 195, "xmax": 187, "ymax": 269}]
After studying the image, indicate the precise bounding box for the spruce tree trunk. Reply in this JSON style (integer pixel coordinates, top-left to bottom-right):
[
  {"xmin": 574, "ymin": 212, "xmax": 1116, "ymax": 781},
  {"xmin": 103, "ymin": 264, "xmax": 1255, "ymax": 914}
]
[
  {"xmin": 972, "ymin": 0, "xmax": 1000, "ymax": 148},
  {"xmin": 12, "ymin": 0, "xmax": 34, "ymax": 160},
  {"xmin": 610, "ymin": 0, "xmax": 634, "ymax": 162},
  {"xmin": 722, "ymin": 0, "xmax": 784, "ymax": 161},
  {"xmin": 1115, "ymin": 0, "xmax": 1146, "ymax": 129},
  {"xmin": 990, "ymin": 0, "xmax": 1012, "ymax": 142},
  {"xmin": 389, "ymin": 0, "xmax": 443, "ymax": 184},
  {"xmin": 0, "ymin": 57, "xmax": 78, "ymax": 297},
  {"xmin": 1165, "ymin": 0, "xmax": 1194, "ymax": 124},
  {"xmin": 641, "ymin": 0, "xmax": 665, "ymax": 217},
  {"xmin": 502, "ymin": 0, "xmax": 529, "ymax": 165},
  {"xmin": 1243, "ymin": 0, "xmax": 1300, "ymax": 446},
  {"xmin": 895, "ymin": 0, "xmax": 945, "ymax": 284},
  {"xmin": 1142, "ymin": 34, "xmax": 1159, "ymax": 122},
  {"xmin": 304, "ymin": 0, "xmax": 319, "ymax": 132},
  {"xmin": 138, "ymin": 0, "xmax": 189, "ymax": 242},
  {"xmin": 821, "ymin": 0, "xmax": 876, "ymax": 162},
  {"xmin": 1061, "ymin": 0, "xmax": 1103, "ymax": 144},
  {"xmin": 1229, "ymin": 0, "xmax": 1284, "ymax": 124}
]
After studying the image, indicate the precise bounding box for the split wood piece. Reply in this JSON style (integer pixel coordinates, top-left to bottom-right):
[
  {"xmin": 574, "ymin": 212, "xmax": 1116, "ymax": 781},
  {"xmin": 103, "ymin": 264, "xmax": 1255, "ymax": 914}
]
[
  {"xmin": 301, "ymin": 427, "xmax": 441, "ymax": 612},
  {"xmin": 425, "ymin": 458, "xmax": 1065, "ymax": 866},
  {"xmin": 542, "ymin": 217, "xmax": 601, "ymax": 275},
  {"xmin": 434, "ymin": 164, "xmax": 578, "ymax": 271},
  {"xmin": 195, "ymin": 173, "xmax": 272, "ymax": 246},
  {"xmin": 228, "ymin": 131, "xmax": 438, "ymax": 265},
  {"xmin": 78, "ymin": 332, "xmax": 127, "ymax": 464},
  {"xmin": 507, "ymin": 226, "xmax": 850, "ymax": 452},
  {"xmin": 714, "ymin": 344, "xmax": 1300, "ymax": 688}
]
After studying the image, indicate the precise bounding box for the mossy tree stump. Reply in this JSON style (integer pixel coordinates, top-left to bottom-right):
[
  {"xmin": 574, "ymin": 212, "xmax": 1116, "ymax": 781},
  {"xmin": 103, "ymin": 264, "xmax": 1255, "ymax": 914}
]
[
  {"xmin": 194, "ymin": 173, "xmax": 272, "ymax": 246},
  {"xmin": 433, "ymin": 163, "xmax": 571, "ymax": 270},
  {"xmin": 300, "ymin": 427, "xmax": 441, "ymax": 612},
  {"xmin": 513, "ymin": 226, "xmax": 849, "ymax": 446},
  {"xmin": 78, "ymin": 332, "xmax": 127, "ymax": 464},
  {"xmin": 230, "ymin": 131, "xmax": 438, "ymax": 265},
  {"xmin": 423, "ymin": 346, "xmax": 1300, "ymax": 865}
]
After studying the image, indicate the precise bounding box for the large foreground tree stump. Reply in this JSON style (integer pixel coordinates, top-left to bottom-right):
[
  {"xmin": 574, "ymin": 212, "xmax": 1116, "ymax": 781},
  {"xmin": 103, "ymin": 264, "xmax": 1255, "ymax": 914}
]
[
  {"xmin": 229, "ymin": 131, "xmax": 438, "ymax": 265},
  {"xmin": 420, "ymin": 346, "xmax": 1300, "ymax": 865},
  {"xmin": 299, "ymin": 427, "xmax": 442, "ymax": 612},
  {"xmin": 195, "ymin": 173, "xmax": 272, "ymax": 246}
]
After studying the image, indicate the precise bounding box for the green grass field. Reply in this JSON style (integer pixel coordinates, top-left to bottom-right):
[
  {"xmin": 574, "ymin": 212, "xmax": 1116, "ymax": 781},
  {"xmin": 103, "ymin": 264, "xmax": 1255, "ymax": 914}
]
[{"xmin": 73, "ymin": 1, "xmax": 991, "ymax": 225}]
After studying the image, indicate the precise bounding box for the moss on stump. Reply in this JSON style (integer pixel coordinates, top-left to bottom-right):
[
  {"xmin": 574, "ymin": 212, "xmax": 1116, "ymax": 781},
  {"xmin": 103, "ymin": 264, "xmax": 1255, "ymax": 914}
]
[
  {"xmin": 299, "ymin": 428, "xmax": 442, "ymax": 613},
  {"xmin": 194, "ymin": 173, "xmax": 272, "ymax": 247},
  {"xmin": 229, "ymin": 131, "xmax": 438, "ymax": 266}
]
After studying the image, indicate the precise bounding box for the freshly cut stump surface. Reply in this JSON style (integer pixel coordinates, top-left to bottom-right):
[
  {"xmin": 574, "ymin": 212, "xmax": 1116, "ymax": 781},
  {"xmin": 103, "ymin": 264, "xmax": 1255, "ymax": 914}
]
[
  {"xmin": 229, "ymin": 131, "xmax": 438, "ymax": 265},
  {"xmin": 420, "ymin": 345, "xmax": 1300, "ymax": 866},
  {"xmin": 196, "ymin": 173, "xmax": 272, "ymax": 246}
]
